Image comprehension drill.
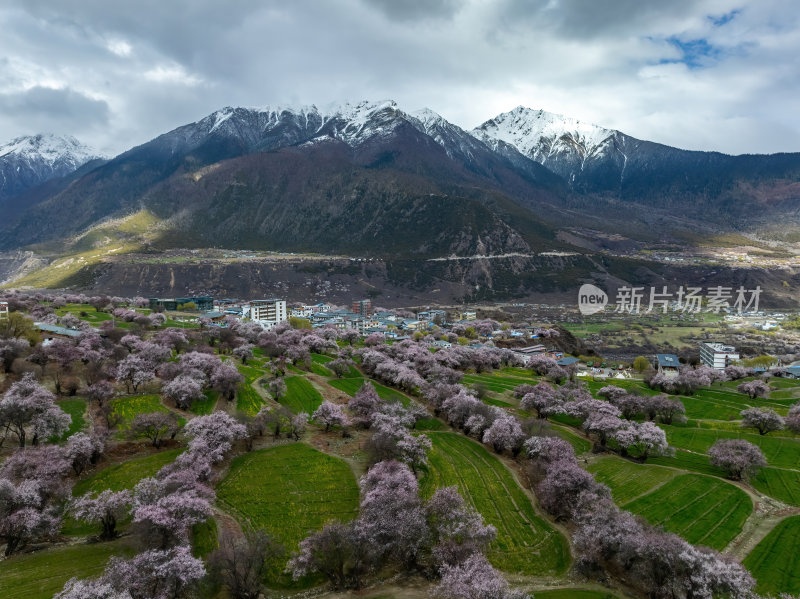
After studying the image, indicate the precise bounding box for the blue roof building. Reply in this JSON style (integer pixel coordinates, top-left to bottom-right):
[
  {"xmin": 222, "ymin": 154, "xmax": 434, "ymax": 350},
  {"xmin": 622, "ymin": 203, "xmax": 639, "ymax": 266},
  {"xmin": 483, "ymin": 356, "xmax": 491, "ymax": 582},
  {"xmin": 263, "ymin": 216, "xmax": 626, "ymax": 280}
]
[{"xmin": 557, "ymin": 356, "xmax": 581, "ymax": 366}]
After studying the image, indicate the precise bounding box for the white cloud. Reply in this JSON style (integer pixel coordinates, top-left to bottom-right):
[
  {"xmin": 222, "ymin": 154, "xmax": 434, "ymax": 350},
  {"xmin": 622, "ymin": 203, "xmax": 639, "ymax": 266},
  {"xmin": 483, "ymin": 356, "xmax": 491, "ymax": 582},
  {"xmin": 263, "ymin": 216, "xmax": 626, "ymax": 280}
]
[
  {"xmin": 106, "ymin": 39, "xmax": 132, "ymax": 57},
  {"xmin": 143, "ymin": 64, "xmax": 202, "ymax": 86}
]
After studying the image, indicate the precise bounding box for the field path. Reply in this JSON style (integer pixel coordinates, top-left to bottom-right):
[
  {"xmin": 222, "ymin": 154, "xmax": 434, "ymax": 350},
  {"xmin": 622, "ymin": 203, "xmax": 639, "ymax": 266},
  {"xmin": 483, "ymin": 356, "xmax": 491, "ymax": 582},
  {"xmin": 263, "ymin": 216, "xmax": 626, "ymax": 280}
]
[{"xmin": 726, "ymin": 492, "xmax": 800, "ymax": 559}]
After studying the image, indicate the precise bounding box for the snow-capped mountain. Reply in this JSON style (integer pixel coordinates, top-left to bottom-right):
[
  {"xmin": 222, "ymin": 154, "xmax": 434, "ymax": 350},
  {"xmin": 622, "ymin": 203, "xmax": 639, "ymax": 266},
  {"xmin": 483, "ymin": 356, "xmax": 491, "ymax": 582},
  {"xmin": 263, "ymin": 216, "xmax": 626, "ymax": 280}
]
[
  {"xmin": 473, "ymin": 106, "xmax": 639, "ymax": 186},
  {"xmin": 151, "ymin": 100, "xmax": 485, "ymax": 159},
  {"xmin": 0, "ymin": 134, "xmax": 104, "ymax": 201},
  {"xmin": 2, "ymin": 99, "xmax": 799, "ymax": 256}
]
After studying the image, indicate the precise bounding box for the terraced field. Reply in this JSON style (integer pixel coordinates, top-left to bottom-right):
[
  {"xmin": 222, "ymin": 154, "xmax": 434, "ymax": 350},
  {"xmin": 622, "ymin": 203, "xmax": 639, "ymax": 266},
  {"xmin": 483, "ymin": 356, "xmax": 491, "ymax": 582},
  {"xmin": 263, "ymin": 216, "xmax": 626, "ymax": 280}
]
[
  {"xmin": 744, "ymin": 515, "xmax": 800, "ymax": 595},
  {"xmin": 680, "ymin": 395, "xmax": 742, "ymax": 421},
  {"xmin": 587, "ymin": 456, "xmax": 677, "ymax": 504},
  {"xmin": 0, "ymin": 537, "xmax": 137, "ymax": 599},
  {"xmin": 421, "ymin": 432, "xmax": 569, "ymax": 576},
  {"xmin": 72, "ymin": 448, "xmax": 183, "ymax": 495},
  {"xmin": 625, "ymin": 474, "xmax": 752, "ymax": 550},
  {"xmin": 280, "ymin": 376, "xmax": 324, "ymax": 414},
  {"xmin": 237, "ymin": 363, "xmax": 266, "ymax": 384},
  {"xmin": 236, "ymin": 382, "xmax": 265, "ymax": 416},
  {"xmin": 189, "ymin": 390, "xmax": 218, "ymax": 415},
  {"xmin": 663, "ymin": 426, "xmax": 800, "ymax": 469},
  {"xmin": 552, "ymin": 426, "xmax": 592, "ymax": 454},
  {"xmin": 327, "ymin": 377, "xmax": 409, "ymax": 405},
  {"xmin": 111, "ymin": 394, "xmax": 172, "ymax": 429},
  {"xmin": 55, "ymin": 398, "xmax": 86, "ymax": 439},
  {"xmin": 217, "ymin": 443, "xmax": 359, "ymax": 587},
  {"xmin": 751, "ymin": 467, "xmax": 800, "ymax": 506}
]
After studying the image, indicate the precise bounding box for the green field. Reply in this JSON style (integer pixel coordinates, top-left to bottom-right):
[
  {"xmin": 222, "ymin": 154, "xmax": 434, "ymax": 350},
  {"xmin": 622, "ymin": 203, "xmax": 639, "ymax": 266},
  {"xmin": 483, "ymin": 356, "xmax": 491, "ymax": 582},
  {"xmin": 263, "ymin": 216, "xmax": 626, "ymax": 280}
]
[
  {"xmin": 587, "ymin": 456, "xmax": 677, "ymax": 504},
  {"xmin": 73, "ymin": 448, "xmax": 182, "ymax": 496},
  {"xmin": 648, "ymin": 449, "xmax": 731, "ymax": 477},
  {"xmin": 55, "ymin": 398, "xmax": 87, "ymax": 440},
  {"xmin": 625, "ymin": 474, "xmax": 752, "ymax": 550},
  {"xmin": 327, "ymin": 377, "xmax": 410, "ymax": 405},
  {"xmin": 0, "ymin": 537, "xmax": 137, "ymax": 599},
  {"xmin": 551, "ymin": 426, "xmax": 592, "ymax": 454},
  {"xmin": 421, "ymin": 432, "xmax": 569, "ymax": 576},
  {"xmin": 236, "ymin": 383, "xmax": 265, "ymax": 416},
  {"xmin": 279, "ymin": 376, "xmax": 324, "ymax": 414},
  {"xmin": 680, "ymin": 395, "xmax": 742, "ymax": 420},
  {"xmin": 751, "ymin": 467, "xmax": 800, "ymax": 506},
  {"xmin": 111, "ymin": 394, "xmax": 170, "ymax": 429},
  {"xmin": 664, "ymin": 426, "xmax": 800, "ymax": 469},
  {"xmin": 189, "ymin": 390, "xmax": 218, "ymax": 415},
  {"xmin": 744, "ymin": 515, "xmax": 800, "ymax": 595},
  {"xmin": 310, "ymin": 361, "xmax": 333, "ymax": 376},
  {"xmin": 217, "ymin": 443, "xmax": 359, "ymax": 587},
  {"xmin": 237, "ymin": 364, "xmax": 265, "ymax": 384},
  {"xmin": 191, "ymin": 518, "xmax": 219, "ymax": 558}
]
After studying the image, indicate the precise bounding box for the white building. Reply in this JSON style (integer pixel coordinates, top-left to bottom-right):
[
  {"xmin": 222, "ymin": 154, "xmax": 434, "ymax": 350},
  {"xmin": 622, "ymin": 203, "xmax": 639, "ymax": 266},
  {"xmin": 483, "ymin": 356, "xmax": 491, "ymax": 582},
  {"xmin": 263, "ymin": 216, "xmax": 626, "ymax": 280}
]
[
  {"xmin": 0, "ymin": 301, "xmax": 8, "ymax": 319},
  {"xmin": 290, "ymin": 305, "xmax": 315, "ymax": 318},
  {"xmin": 700, "ymin": 342, "xmax": 739, "ymax": 370},
  {"xmin": 247, "ymin": 299, "xmax": 287, "ymax": 329}
]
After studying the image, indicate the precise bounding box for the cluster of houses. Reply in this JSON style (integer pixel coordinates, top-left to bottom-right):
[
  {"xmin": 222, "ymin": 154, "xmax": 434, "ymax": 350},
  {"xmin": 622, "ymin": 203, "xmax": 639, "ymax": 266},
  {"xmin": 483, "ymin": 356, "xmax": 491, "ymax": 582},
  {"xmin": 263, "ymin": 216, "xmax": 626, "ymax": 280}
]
[{"xmin": 145, "ymin": 296, "xmax": 532, "ymax": 343}]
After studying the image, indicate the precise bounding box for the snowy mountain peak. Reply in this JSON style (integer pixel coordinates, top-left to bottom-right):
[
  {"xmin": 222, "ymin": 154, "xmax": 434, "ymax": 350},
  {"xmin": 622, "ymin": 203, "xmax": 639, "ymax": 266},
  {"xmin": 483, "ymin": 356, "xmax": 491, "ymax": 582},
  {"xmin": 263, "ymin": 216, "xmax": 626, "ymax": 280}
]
[
  {"xmin": 0, "ymin": 133, "xmax": 104, "ymax": 166},
  {"xmin": 0, "ymin": 133, "xmax": 105, "ymax": 201},
  {"xmin": 473, "ymin": 106, "xmax": 620, "ymax": 164}
]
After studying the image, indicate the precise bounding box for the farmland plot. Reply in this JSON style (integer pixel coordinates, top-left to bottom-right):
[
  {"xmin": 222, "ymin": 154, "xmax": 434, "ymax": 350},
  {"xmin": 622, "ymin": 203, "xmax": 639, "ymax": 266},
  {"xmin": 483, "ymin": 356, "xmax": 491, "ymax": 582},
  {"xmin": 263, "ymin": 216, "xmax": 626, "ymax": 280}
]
[
  {"xmin": 587, "ymin": 456, "xmax": 676, "ymax": 504},
  {"xmin": 217, "ymin": 443, "xmax": 359, "ymax": 587},
  {"xmin": 625, "ymin": 474, "xmax": 752, "ymax": 550},
  {"xmin": 744, "ymin": 515, "xmax": 800, "ymax": 595},
  {"xmin": 421, "ymin": 432, "xmax": 569, "ymax": 576}
]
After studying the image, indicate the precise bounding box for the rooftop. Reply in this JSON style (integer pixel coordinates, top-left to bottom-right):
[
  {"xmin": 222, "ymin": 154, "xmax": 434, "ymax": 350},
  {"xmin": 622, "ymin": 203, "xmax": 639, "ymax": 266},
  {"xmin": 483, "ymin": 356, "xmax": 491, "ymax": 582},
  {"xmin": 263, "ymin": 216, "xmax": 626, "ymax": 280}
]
[
  {"xmin": 656, "ymin": 353, "xmax": 680, "ymax": 368},
  {"xmin": 35, "ymin": 322, "xmax": 83, "ymax": 338},
  {"xmin": 702, "ymin": 342, "xmax": 737, "ymax": 353}
]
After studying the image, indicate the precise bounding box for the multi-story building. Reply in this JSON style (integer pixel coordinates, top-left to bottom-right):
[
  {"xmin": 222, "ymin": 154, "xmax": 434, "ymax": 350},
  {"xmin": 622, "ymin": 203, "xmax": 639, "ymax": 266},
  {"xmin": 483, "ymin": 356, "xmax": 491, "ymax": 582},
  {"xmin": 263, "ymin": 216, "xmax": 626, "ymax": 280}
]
[
  {"xmin": 352, "ymin": 299, "xmax": 373, "ymax": 317},
  {"xmin": 460, "ymin": 311, "xmax": 477, "ymax": 321},
  {"xmin": 149, "ymin": 296, "xmax": 213, "ymax": 312},
  {"xmin": 0, "ymin": 301, "xmax": 8, "ymax": 319},
  {"xmin": 248, "ymin": 299, "xmax": 287, "ymax": 328},
  {"xmin": 418, "ymin": 309, "xmax": 447, "ymax": 323},
  {"xmin": 700, "ymin": 342, "xmax": 739, "ymax": 370}
]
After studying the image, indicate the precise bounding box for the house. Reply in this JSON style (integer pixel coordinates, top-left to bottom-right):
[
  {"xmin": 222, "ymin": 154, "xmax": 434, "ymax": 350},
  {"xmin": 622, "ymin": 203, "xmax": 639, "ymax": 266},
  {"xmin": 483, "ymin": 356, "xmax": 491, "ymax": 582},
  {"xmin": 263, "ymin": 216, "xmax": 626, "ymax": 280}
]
[
  {"xmin": 460, "ymin": 311, "xmax": 477, "ymax": 321},
  {"xmin": 201, "ymin": 310, "xmax": 227, "ymax": 323},
  {"xmin": 35, "ymin": 322, "xmax": 83, "ymax": 344},
  {"xmin": 432, "ymin": 340, "xmax": 452, "ymax": 349},
  {"xmin": 418, "ymin": 309, "xmax": 447, "ymax": 323},
  {"xmin": 784, "ymin": 366, "xmax": 800, "ymax": 379},
  {"xmin": 700, "ymin": 342, "xmax": 739, "ymax": 370},
  {"xmin": 656, "ymin": 353, "xmax": 681, "ymax": 377},
  {"xmin": 149, "ymin": 296, "xmax": 213, "ymax": 312},
  {"xmin": 556, "ymin": 356, "xmax": 581, "ymax": 367},
  {"xmin": 213, "ymin": 299, "xmax": 245, "ymax": 312},
  {"xmin": 0, "ymin": 301, "xmax": 8, "ymax": 320}
]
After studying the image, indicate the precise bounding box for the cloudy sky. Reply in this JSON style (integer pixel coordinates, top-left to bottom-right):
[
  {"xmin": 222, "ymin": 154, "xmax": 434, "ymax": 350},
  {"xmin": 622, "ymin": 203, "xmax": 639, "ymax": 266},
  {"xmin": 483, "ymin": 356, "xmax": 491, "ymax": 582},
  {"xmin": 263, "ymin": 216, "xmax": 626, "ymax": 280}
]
[{"xmin": 0, "ymin": 0, "xmax": 798, "ymax": 156}]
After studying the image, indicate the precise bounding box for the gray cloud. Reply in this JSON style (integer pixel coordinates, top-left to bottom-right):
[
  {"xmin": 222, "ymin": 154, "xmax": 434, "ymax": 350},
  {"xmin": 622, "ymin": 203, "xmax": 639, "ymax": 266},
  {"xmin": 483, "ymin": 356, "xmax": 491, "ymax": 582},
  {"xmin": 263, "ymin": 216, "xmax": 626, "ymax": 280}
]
[
  {"xmin": 363, "ymin": 0, "xmax": 465, "ymax": 21},
  {"xmin": 0, "ymin": 86, "xmax": 109, "ymax": 132},
  {"xmin": 0, "ymin": 0, "xmax": 797, "ymax": 156}
]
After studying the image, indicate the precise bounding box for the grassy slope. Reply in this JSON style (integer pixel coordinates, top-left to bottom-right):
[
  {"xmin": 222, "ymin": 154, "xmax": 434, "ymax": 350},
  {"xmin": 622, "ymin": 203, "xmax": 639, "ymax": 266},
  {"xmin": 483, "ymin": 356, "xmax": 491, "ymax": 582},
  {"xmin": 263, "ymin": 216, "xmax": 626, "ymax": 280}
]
[
  {"xmin": 216, "ymin": 443, "xmax": 359, "ymax": 588},
  {"xmin": 279, "ymin": 376, "xmax": 324, "ymax": 414},
  {"xmin": 587, "ymin": 456, "xmax": 677, "ymax": 505},
  {"xmin": 0, "ymin": 537, "xmax": 137, "ymax": 599},
  {"xmin": 624, "ymin": 474, "xmax": 752, "ymax": 550},
  {"xmin": 744, "ymin": 515, "xmax": 800, "ymax": 595},
  {"xmin": 421, "ymin": 432, "xmax": 569, "ymax": 576}
]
